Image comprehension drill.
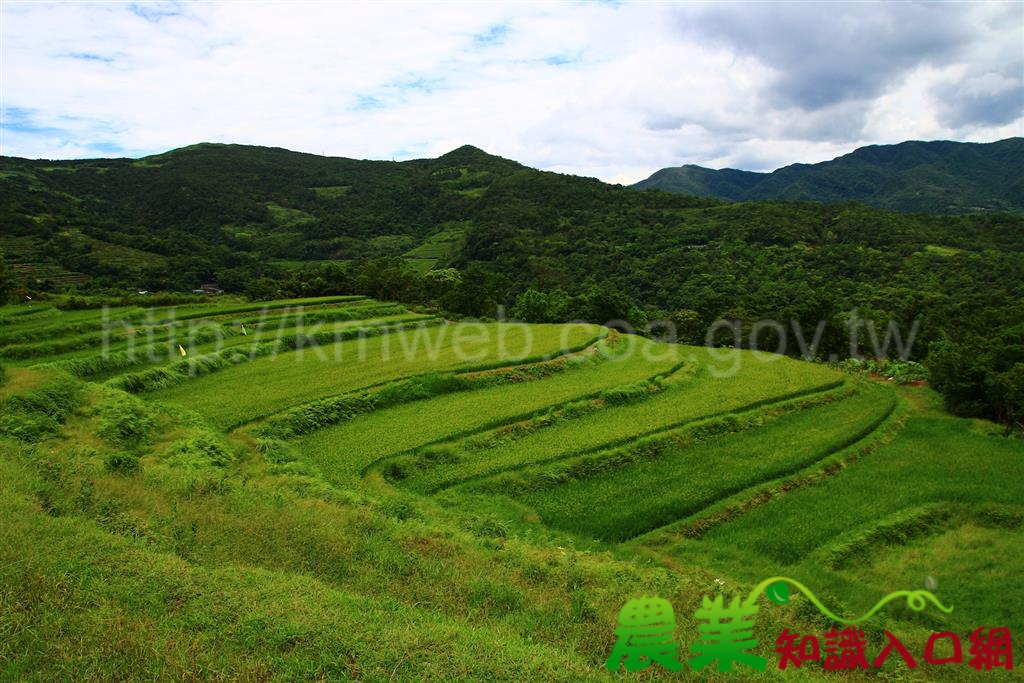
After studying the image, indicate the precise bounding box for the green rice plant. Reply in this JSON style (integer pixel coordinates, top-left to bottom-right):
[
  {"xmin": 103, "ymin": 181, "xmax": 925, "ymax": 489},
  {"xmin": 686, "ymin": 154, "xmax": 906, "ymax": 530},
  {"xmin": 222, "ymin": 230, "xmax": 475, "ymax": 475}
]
[
  {"xmin": 149, "ymin": 322, "xmax": 602, "ymax": 429},
  {"xmin": 142, "ymin": 295, "xmax": 368, "ymax": 325},
  {"xmin": 823, "ymin": 503, "xmax": 954, "ymax": 569},
  {"xmin": 390, "ymin": 353, "xmax": 843, "ymax": 494},
  {"xmin": 258, "ymin": 346, "xmax": 640, "ymax": 441},
  {"xmin": 0, "ymin": 306, "xmax": 140, "ymax": 346},
  {"xmin": 7, "ymin": 302, "xmax": 403, "ymax": 368},
  {"xmin": 0, "ymin": 304, "xmax": 55, "ymax": 324},
  {"xmin": 657, "ymin": 409, "xmax": 1024, "ymax": 635},
  {"xmin": 501, "ymin": 385, "xmax": 895, "ymax": 542},
  {"xmin": 297, "ymin": 337, "xmax": 686, "ymax": 487},
  {"xmin": 294, "ymin": 335, "xmax": 628, "ymax": 431},
  {"xmin": 698, "ymin": 413, "xmax": 1024, "ymax": 566},
  {"xmin": 37, "ymin": 313, "xmax": 430, "ymax": 378},
  {"xmin": 108, "ymin": 318, "xmax": 444, "ymax": 395},
  {"xmin": 0, "ymin": 296, "xmax": 368, "ymax": 350}
]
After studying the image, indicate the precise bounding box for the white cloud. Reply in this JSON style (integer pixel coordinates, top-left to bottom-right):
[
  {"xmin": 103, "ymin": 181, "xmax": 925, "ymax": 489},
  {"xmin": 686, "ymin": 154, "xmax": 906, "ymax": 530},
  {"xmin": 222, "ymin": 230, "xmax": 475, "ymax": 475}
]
[{"xmin": 1, "ymin": 1, "xmax": 1021, "ymax": 182}]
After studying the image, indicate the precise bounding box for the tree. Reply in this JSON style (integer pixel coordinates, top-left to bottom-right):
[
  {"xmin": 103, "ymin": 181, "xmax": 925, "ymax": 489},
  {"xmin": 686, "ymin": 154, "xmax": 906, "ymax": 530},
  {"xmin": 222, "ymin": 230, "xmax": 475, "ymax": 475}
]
[
  {"xmin": 0, "ymin": 250, "xmax": 13, "ymax": 304},
  {"xmin": 511, "ymin": 289, "xmax": 555, "ymax": 323},
  {"xmin": 669, "ymin": 309, "xmax": 704, "ymax": 345},
  {"xmin": 990, "ymin": 363, "xmax": 1024, "ymax": 434},
  {"xmin": 926, "ymin": 339, "xmax": 990, "ymax": 417},
  {"xmin": 421, "ymin": 268, "xmax": 462, "ymax": 304},
  {"xmin": 580, "ymin": 285, "xmax": 646, "ymax": 331},
  {"xmin": 442, "ymin": 264, "xmax": 511, "ymax": 318}
]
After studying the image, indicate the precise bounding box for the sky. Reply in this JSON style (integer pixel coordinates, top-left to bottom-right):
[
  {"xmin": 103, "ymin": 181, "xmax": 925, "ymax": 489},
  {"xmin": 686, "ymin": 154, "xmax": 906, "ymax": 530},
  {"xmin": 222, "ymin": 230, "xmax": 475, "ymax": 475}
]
[{"xmin": 1, "ymin": 1, "xmax": 1022, "ymax": 184}]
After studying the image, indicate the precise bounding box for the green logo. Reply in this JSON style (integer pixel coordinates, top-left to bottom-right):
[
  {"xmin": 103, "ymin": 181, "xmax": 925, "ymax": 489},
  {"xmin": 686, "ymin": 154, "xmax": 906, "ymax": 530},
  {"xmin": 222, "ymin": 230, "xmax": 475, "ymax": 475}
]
[{"xmin": 605, "ymin": 576, "xmax": 958, "ymax": 673}]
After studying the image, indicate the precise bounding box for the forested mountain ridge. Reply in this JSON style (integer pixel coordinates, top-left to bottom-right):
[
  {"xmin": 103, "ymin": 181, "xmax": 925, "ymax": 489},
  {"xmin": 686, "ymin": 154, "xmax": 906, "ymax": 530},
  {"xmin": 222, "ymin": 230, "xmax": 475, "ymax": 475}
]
[
  {"xmin": 1, "ymin": 140, "xmax": 1023, "ymax": 426},
  {"xmin": 0, "ymin": 142, "xmax": 713, "ymax": 292},
  {"xmin": 633, "ymin": 138, "xmax": 1024, "ymax": 214}
]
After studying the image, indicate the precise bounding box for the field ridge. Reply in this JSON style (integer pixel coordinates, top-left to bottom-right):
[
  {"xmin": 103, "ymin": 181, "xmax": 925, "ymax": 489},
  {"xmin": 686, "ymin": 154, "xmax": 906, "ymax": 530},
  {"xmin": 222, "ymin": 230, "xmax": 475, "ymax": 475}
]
[
  {"xmin": 641, "ymin": 392, "xmax": 909, "ymax": 543},
  {"xmin": 398, "ymin": 378, "xmax": 847, "ymax": 495}
]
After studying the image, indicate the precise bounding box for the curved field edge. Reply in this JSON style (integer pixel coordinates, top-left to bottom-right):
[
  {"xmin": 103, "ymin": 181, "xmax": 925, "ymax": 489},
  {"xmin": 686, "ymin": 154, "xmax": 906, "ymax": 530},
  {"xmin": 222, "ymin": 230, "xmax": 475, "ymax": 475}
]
[
  {"xmin": 146, "ymin": 323, "xmax": 608, "ymax": 430},
  {"xmin": 0, "ymin": 295, "xmax": 369, "ymax": 347},
  {"xmin": 697, "ymin": 411, "xmax": 1024, "ymax": 566},
  {"xmin": 456, "ymin": 383, "xmax": 894, "ymax": 542},
  {"xmin": 224, "ymin": 327, "xmax": 610, "ymax": 434},
  {"xmin": 251, "ymin": 330, "xmax": 626, "ymax": 440},
  {"xmin": 0, "ymin": 374, "xmax": 831, "ymax": 682},
  {"xmin": 371, "ymin": 360, "xmax": 692, "ymax": 488},
  {"xmin": 634, "ymin": 388, "xmax": 909, "ymax": 546},
  {"xmin": 31, "ymin": 311, "xmax": 433, "ymax": 379},
  {"xmin": 821, "ymin": 501, "xmax": 1023, "ymax": 570},
  {"xmin": 2, "ymin": 301, "xmax": 408, "ymax": 364},
  {"xmin": 400, "ymin": 377, "xmax": 848, "ymax": 496},
  {"xmin": 105, "ymin": 318, "xmax": 447, "ymax": 394},
  {"xmin": 281, "ymin": 337, "xmax": 687, "ymax": 488}
]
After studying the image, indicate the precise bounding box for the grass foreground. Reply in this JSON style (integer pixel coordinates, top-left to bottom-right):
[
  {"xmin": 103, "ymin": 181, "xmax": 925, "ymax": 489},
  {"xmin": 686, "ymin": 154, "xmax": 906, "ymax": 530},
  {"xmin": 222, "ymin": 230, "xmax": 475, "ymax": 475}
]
[{"xmin": 1, "ymin": 296, "xmax": 1021, "ymax": 681}]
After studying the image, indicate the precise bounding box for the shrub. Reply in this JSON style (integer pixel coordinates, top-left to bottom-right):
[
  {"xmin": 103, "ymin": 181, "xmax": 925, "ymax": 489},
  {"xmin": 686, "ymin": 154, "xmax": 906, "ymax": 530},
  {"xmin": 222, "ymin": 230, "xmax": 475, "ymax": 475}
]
[
  {"xmin": 378, "ymin": 498, "xmax": 422, "ymax": 521},
  {"xmin": 600, "ymin": 377, "xmax": 664, "ymax": 404},
  {"xmin": 0, "ymin": 377, "xmax": 81, "ymax": 442},
  {"xmin": 104, "ymin": 451, "xmax": 141, "ymax": 474},
  {"xmin": 0, "ymin": 412, "xmax": 60, "ymax": 443},
  {"xmin": 255, "ymin": 437, "xmax": 297, "ymax": 464},
  {"xmin": 168, "ymin": 432, "xmax": 234, "ymax": 468},
  {"xmin": 96, "ymin": 392, "xmax": 156, "ymax": 447},
  {"xmin": 465, "ymin": 514, "xmax": 511, "ymax": 539}
]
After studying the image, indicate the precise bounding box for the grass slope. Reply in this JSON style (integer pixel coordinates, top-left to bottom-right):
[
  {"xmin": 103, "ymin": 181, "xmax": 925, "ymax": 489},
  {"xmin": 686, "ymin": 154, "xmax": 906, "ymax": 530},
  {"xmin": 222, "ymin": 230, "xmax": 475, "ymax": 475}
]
[
  {"xmin": 149, "ymin": 322, "xmax": 602, "ymax": 429},
  {"xmin": 1, "ymin": 296, "xmax": 1021, "ymax": 681}
]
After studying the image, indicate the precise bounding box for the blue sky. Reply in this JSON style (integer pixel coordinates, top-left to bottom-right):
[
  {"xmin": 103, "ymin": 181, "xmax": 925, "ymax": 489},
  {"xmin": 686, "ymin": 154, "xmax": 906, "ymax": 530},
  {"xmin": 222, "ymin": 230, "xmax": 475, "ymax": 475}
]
[{"xmin": 1, "ymin": 1, "xmax": 1021, "ymax": 182}]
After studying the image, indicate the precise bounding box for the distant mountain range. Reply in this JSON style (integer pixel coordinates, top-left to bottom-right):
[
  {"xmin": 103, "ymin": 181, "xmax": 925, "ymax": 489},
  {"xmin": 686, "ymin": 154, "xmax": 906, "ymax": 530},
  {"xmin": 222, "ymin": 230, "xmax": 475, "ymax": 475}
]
[
  {"xmin": 632, "ymin": 138, "xmax": 1024, "ymax": 214},
  {"xmin": 2, "ymin": 139, "xmax": 1022, "ymax": 306}
]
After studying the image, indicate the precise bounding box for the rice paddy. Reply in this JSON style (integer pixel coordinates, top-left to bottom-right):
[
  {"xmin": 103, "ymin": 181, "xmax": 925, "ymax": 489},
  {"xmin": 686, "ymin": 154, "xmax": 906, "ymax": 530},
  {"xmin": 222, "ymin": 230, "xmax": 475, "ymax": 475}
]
[{"xmin": 2, "ymin": 295, "xmax": 1021, "ymax": 679}]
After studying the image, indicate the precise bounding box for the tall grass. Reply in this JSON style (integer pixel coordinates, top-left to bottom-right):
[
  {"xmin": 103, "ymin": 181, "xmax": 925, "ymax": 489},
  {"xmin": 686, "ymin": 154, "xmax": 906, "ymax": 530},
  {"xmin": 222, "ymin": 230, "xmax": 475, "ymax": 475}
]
[{"xmin": 0, "ymin": 375, "xmax": 81, "ymax": 442}]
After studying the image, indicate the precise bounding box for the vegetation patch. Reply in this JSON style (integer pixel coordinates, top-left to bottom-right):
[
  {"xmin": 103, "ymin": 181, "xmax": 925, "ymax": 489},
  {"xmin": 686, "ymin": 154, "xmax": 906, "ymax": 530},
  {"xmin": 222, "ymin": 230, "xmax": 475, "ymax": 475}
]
[
  {"xmin": 0, "ymin": 375, "xmax": 81, "ymax": 442},
  {"xmin": 94, "ymin": 390, "xmax": 157, "ymax": 448}
]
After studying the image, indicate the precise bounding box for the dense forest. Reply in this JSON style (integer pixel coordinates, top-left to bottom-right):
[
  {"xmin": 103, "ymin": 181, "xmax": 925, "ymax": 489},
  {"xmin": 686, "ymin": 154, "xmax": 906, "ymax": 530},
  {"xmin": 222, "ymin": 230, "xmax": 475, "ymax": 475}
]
[
  {"xmin": 1, "ymin": 142, "xmax": 1022, "ymax": 429},
  {"xmin": 633, "ymin": 137, "xmax": 1024, "ymax": 214}
]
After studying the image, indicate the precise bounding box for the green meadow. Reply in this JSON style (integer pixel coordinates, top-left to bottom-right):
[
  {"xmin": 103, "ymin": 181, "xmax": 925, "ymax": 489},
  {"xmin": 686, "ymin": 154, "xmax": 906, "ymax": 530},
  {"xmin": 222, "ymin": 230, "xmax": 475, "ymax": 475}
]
[{"xmin": 1, "ymin": 296, "xmax": 1021, "ymax": 681}]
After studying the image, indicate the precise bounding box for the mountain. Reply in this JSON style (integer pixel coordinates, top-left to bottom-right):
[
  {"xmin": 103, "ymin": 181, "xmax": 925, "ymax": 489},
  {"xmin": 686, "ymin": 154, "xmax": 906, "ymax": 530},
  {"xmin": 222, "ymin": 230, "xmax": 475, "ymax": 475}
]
[
  {"xmin": 633, "ymin": 138, "xmax": 1024, "ymax": 214},
  {"xmin": 0, "ymin": 142, "xmax": 542, "ymax": 291},
  {"xmin": 1, "ymin": 142, "xmax": 1022, "ymax": 355}
]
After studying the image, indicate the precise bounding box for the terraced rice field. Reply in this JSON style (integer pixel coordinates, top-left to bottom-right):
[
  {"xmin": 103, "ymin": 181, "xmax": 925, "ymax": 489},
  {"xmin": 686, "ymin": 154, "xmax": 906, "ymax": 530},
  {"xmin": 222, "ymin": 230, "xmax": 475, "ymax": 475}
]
[
  {"xmin": 2, "ymin": 296, "xmax": 1022, "ymax": 678},
  {"xmin": 148, "ymin": 321, "xmax": 603, "ymax": 428}
]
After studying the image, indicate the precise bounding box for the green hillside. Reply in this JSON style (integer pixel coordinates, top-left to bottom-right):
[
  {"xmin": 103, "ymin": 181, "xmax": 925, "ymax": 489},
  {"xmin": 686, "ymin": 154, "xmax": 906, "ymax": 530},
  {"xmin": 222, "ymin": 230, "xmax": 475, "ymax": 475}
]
[
  {"xmin": 2, "ymin": 298, "xmax": 1020, "ymax": 679},
  {"xmin": 633, "ymin": 138, "xmax": 1024, "ymax": 214},
  {"xmin": 2, "ymin": 142, "xmax": 1023, "ymax": 430}
]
